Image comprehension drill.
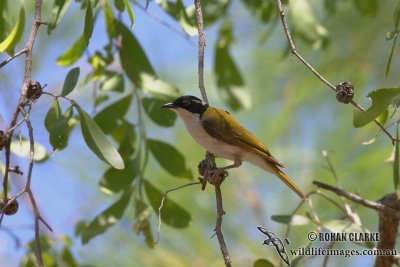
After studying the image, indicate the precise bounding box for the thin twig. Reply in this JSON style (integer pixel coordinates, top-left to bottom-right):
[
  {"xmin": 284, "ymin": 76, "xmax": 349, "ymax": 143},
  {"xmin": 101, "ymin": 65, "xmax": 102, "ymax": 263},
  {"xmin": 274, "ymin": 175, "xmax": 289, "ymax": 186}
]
[
  {"xmin": 214, "ymin": 183, "xmax": 232, "ymax": 267},
  {"xmin": 20, "ymin": 107, "xmax": 46, "ymax": 266},
  {"xmin": 134, "ymin": 2, "xmax": 193, "ymax": 43},
  {"xmin": 273, "ymin": 0, "xmax": 398, "ymax": 143},
  {"xmin": 156, "ymin": 181, "xmax": 201, "ymax": 243},
  {"xmin": 194, "ymin": 0, "xmax": 208, "ymax": 104},
  {"xmin": 194, "ymin": 1, "xmax": 230, "ymax": 265},
  {"xmin": 313, "ymin": 181, "xmax": 400, "ymax": 219},
  {"xmin": 0, "ymin": 48, "xmax": 28, "ymax": 69}
]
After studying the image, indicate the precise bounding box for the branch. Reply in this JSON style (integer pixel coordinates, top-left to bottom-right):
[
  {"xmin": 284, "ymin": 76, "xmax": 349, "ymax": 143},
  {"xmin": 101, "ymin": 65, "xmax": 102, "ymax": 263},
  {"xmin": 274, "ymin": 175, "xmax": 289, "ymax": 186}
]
[
  {"xmin": 194, "ymin": 1, "xmax": 231, "ymax": 265},
  {"xmin": 194, "ymin": 0, "xmax": 208, "ymax": 104},
  {"xmin": 214, "ymin": 183, "xmax": 232, "ymax": 267},
  {"xmin": 156, "ymin": 181, "xmax": 201, "ymax": 243},
  {"xmin": 0, "ymin": 48, "xmax": 27, "ymax": 69},
  {"xmin": 313, "ymin": 181, "xmax": 400, "ymax": 219},
  {"xmin": 273, "ymin": 0, "xmax": 398, "ymax": 143},
  {"xmin": 1, "ymin": 1, "xmax": 46, "ymax": 266}
]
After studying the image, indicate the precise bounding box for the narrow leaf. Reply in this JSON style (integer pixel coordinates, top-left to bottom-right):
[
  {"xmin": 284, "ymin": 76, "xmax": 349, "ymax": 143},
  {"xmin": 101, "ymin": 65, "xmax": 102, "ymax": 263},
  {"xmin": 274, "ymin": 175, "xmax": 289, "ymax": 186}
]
[
  {"xmin": 147, "ymin": 139, "xmax": 192, "ymax": 179},
  {"xmin": 386, "ymin": 34, "xmax": 398, "ymax": 79},
  {"xmin": 0, "ymin": 2, "xmax": 25, "ymax": 53},
  {"xmin": 81, "ymin": 191, "xmax": 132, "ymax": 244},
  {"xmin": 10, "ymin": 139, "xmax": 48, "ymax": 162},
  {"xmin": 271, "ymin": 214, "xmax": 309, "ymax": 225},
  {"xmin": 103, "ymin": 1, "xmax": 116, "ymax": 39},
  {"xmin": 76, "ymin": 105, "xmax": 125, "ymax": 169},
  {"xmin": 133, "ymin": 199, "xmax": 154, "ymax": 248},
  {"xmin": 83, "ymin": 0, "xmax": 94, "ymax": 47},
  {"xmin": 142, "ymin": 97, "xmax": 176, "ymax": 127},
  {"xmin": 99, "ymin": 159, "xmax": 139, "ymax": 194},
  {"xmin": 48, "ymin": 0, "xmax": 73, "ymax": 35},
  {"xmin": 56, "ymin": 36, "xmax": 85, "ymax": 66},
  {"xmin": 61, "ymin": 67, "xmax": 80, "ymax": 96},
  {"xmin": 214, "ymin": 19, "xmax": 251, "ymax": 110},
  {"xmin": 123, "ymin": 0, "xmax": 135, "ymax": 28},
  {"xmin": 94, "ymin": 94, "xmax": 132, "ymax": 134},
  {"xmin": 45, "ymin": 98, "xmax": 62, "ymax": 132},
  {"xmin": 353, "ymin": 88, "xmax": 400, "ymax": 128},
  {"xmin": 49, "ymin": 107, "xmax": 73, "ymax": 151},
  {"xmin": 144, "ymin": 180, "xmax": 191, "ymax": 228},
  {"xmin": 100, "ymin": 71, "xmax": 124, "ymax": 92},
  {"xmin": 116, "ymin": 20, "xmax": 155, "ymax": 85}
]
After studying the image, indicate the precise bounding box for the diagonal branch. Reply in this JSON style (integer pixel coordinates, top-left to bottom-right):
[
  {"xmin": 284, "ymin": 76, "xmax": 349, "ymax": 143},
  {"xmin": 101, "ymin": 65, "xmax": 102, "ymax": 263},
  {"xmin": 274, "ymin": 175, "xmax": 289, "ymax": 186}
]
[
  {"xmin": 273, "ymin": 0, "xmax": 398, "ymax": 143},
  {"xmin": 313, "ymin": 181, "xmax": 400, "ymax": 219}
]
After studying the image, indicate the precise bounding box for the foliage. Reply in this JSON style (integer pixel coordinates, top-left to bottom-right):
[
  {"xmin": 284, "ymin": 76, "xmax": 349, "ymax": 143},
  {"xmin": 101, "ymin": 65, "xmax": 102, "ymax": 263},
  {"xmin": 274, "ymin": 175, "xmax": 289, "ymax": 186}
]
[{"xmin": 0, "ymin": 0, "xmax": 400, "ymax": 266}]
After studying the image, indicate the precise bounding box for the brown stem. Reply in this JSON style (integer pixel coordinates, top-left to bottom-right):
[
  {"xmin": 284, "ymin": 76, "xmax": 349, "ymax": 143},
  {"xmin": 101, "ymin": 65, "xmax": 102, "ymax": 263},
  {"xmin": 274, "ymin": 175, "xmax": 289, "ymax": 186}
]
[
  {"xmin": 214, "ymin": 183, "xmax": 232, "ymax": 267},
  {"xmin": 194, "ymin": 0, "xmax": 208, "ymax": 104},
  {"xmin": 273, "ymin": 0, "xmax": 397, "ymax": 142},
  {"xmin": 313, "ymin": 181, "xmax": 400, "ymax": 219}
]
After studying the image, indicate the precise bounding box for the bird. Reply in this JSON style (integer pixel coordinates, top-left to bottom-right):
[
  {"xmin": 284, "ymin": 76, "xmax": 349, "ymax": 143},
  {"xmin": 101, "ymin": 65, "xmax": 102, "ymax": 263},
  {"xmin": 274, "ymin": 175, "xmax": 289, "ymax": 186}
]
[{"xmin": 161, "ymin": 95, "xmax": 306, "ymax": 199}]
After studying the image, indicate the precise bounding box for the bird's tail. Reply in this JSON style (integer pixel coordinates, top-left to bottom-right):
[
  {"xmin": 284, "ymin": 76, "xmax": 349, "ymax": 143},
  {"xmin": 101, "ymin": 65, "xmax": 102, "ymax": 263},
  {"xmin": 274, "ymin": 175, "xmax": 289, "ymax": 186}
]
[
  {"xmin": 248, "ymin": 155, "xmax": 307, "ymax": 199},
  {"xmin": 273, "ymin": 167, "xmax": 307, "ymax": 199}
]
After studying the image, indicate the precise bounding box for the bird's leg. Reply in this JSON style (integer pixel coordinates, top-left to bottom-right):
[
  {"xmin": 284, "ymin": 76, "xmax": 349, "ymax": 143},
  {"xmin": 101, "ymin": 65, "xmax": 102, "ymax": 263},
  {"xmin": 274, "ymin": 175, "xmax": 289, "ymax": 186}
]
[{"xmin": 209, "ymin": 160, "xmax": 242, "ymax": 185}]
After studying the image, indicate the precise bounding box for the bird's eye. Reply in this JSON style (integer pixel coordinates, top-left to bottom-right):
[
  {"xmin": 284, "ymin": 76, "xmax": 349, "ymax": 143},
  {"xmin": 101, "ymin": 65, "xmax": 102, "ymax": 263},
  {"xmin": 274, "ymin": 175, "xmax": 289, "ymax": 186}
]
[{"xmin": 182, "ymin": 100, "xmax": 190, "ymax": 106}]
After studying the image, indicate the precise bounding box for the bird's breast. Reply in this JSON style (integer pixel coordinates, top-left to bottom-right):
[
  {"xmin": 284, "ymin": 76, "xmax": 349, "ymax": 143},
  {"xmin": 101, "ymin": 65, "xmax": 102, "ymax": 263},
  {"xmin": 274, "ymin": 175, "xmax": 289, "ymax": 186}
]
[{"xmin": 183, "ymin": 114, "xmax": 242, "ymax": 161}]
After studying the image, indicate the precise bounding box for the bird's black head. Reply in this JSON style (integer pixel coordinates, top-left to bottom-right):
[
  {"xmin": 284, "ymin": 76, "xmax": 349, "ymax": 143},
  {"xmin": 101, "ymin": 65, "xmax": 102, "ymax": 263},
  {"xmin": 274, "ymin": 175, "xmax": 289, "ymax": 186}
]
[{"xmin": 161, "ymin": 95, "xmax": 208, "ymax": 115}]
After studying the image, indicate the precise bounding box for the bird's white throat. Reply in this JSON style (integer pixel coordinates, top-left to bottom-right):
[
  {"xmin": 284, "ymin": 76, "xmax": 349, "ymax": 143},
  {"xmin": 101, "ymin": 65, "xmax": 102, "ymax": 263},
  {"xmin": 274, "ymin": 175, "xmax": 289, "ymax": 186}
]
[{"xmin": 173, "ymin": 108, "xmax": 242, "ymax": 161}]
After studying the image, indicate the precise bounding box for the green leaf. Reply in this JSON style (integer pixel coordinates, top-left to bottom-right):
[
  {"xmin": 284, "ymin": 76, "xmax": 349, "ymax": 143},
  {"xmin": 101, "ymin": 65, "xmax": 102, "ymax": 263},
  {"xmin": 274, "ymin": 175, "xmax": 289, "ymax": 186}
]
[
  {"xmin": 112, "ymin": 120, "xmax": 136, "ymax": 161},
  {"xmin": 271, "ymin": 214, "xmax": 309, "ymax": 225},
  {"xmin": 353, "ymin": 0, "xmax": 378, "ymax": 16},
  {"xmin": 214, "ymin": 20, "xmax": 251, "ymax": 110},
  {"xmin": 288, "ymin": 0, "xmax": 328, "ymax": 49},
  {"xmin": 10, "ymin": 139, "xmax": 48, "ymax": 163},
  {"xmin": 386, "ymin": 33, "xmax": 398, "ymax": 79},
  {"xmin": 114, "ymin": 0, "xmax": 125, "ymax": 12},
  {"xmin": 76, "ymin": 105, "xmax": 125, "ymax": 169},
  {"xmin": 45, "ymin": 98, "xmax": 62, "ymax": 132},
  {"xmin": 394, "ymin": 126, "xmax": 400, "ymax": 197},
  {"xmin": 48, "ymin": 0, "xmax": 73, "ymax": 35},
  {"xmin": 61, "ymin": 67, "xmax": 80, "ymax": 96},
  {"xmin": 323, "ymin": 219, "xmax": 374, "ymax": 248},
  {"xmin": 56, "ymin": 36, "xmax": 85, "ymax": 66},
  {"xmin": 353, "ymin": 88, "xmax": 400, "ymax": 128},
  {"xmin": 147, "ymin": 139, "xmax": 192, "ymax": 179},
  {"xmin": 142, "ymin": 97, "xmax": 176, "ymax": 127},
  {"xmin": 141, "ymin": 73, "xmax": 180, "ymax": 100},
  {"xmin": 123, "ymin": 0, "xmax": 135, "ymax": 28},
  {"xmin": 94, "ymin": 94, "xmax": 132, "ymax": 134},
  {"xmin": 0, "ymin": 1, "xmax": 25, "ymax": 53},
  {"xmin": 99, "ymin": 71, "xmax": 124, "ymax": 92},
  {"xmin": 103, "ymin": 1, "xmax": 116, "ymax": 39},
  {"xmin": 242, "ymin": 0, "xmax": 274, "ymax": 23},
  {"xmin": 81, "ymin": 190, "xmax": 132, "ymax": 244},
  {"xmin": 61, "ymin": 246, "xmax": 78, "ymax": 267},
  {"xmin": 83, "ymin": 0, "xmax": 94, "ymax": 47},
  {"xmin": 253, "ymin": 258, "xmax": 275, "ymax": 267},
  {"xmin": 157, "ymin": 0, "xmax": 197, "ymax": 35},
  {"xmin": 133, "ymin": 199, "xmax": 154, "ymax": 248},
  {"xmin": 49, "ymin": 107, "xmax": 73, "ymax": 151},
  {"xmin": 99, "ymin": 159, "xmax": 139, "ymax": 194},
  {"xmin": 116, "ymin": 20, "xmax": 155, "ymax": 85},
  {"xmin": 144, "ymin": 180, "xmax": 191, "ymax": 228}
]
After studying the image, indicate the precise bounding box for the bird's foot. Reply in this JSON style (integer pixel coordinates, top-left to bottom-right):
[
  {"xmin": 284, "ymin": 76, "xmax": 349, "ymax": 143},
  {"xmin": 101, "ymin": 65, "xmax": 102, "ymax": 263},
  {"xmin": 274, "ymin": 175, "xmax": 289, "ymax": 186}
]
[{"xmin": 208, "ymin": 168, "xmax": 228, "ymax": 185}]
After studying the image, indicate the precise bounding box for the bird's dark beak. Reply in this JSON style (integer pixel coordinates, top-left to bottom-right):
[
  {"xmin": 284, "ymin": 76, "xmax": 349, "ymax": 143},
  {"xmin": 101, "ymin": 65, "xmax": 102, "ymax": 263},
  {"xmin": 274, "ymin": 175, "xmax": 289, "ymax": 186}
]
[{"xmin": 160, "ymin": 102, "xmax": 176, "ymax": 109}]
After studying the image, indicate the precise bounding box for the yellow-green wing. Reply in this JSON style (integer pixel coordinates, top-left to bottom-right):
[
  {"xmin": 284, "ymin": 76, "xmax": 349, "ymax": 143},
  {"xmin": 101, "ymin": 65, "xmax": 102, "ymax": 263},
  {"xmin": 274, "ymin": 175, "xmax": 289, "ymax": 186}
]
[{"xmin": 201, "ymin": 107, "xmax": 284, "ymax": 168}]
